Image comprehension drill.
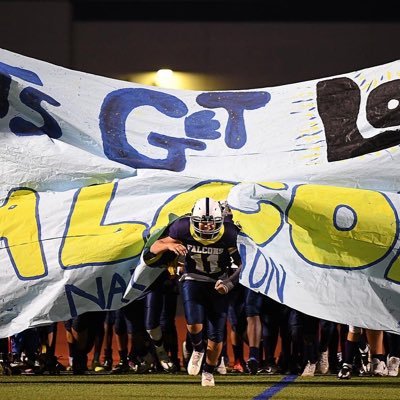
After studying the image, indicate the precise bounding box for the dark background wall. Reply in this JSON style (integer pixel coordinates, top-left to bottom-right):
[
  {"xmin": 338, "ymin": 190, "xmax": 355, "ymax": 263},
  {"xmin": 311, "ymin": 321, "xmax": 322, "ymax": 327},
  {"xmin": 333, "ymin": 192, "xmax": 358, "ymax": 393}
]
[{"xmin": 1, "ymin": 0, "xmax": 400, "ymax": 89}]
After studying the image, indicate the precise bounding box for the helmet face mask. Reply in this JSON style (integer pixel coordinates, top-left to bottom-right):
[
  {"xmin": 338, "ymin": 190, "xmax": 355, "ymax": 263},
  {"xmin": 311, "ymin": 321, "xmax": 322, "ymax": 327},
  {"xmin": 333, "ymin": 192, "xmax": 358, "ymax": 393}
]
[{"xmin": 190, "ymin": 197, "xmax": 223, "ymax": 239}]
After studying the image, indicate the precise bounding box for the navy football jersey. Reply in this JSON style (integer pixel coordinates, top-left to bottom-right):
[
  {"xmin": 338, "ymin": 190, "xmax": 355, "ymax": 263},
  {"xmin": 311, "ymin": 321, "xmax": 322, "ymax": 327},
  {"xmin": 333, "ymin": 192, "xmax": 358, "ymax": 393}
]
[{"xmin": 167, "ymin": 216, "xmax": 241, "ymax": 280}]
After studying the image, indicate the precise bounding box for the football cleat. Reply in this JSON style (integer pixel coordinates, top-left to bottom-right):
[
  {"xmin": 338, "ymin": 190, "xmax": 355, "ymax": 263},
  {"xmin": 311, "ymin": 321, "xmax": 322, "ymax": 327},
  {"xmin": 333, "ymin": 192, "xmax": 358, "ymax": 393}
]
[
  {"xmin": 155, "ymin": 345, "xmax": 177, "ymax": 373},
  {"xmin": 41, "ymin": 355, "xmax": 65, "ymax": 375},
  {"xmin": 316, "ymin": 350, "xmax": 329, "ymax": 374},
  {"xmin": 216, "ymin": 357, "xmax": 227, "ymax": 375},
  {"xmin": 111, "ymin": 359, "xmax": 130, "ymax": 374},
  {"xmin": 371, "ymin": 358, "xmax": 388, "ymax": 376},
  {"xmin": 264, "ymin": 363, "xmax": 278, "ymax": 374},
  {"xmin": 359, "ymin": 344, "xmax": 370, "ymax": 375},
  {"xmin": 102, "ymin": 358, "xmax": 113, "ymax": 371},
  {"xmin": 135, "ymin": 353, "xmax": 155, "ymax": 374},
  {"xmin": 201, "ymin": 371, "xmax": 215, "ymax": 387},
  {"xmin": 91, "ymin": 360, "xmax": 105, "ymax": 373},
  {"xmin": 54, "ymin": 360, "xmax": 66, "ymax": 373},
  {"xmin": 21, "ymin": 359, "xmax": 41, "ymax": 376},
  {"xmin": 387, "ymin": 356, "xmax": 400, "ymax": 377},
  {"xmin": 301, "ymin": 361, "xmax": 316, "ymax": 377},
  {"xmin": 187, "ymin": 350, "xmax": 204, "ymax": 376},
  {"xmin": 160, "ymin": 358, "xmax": 177, "ymax": 373},
  {"xmin": 337, "ymin": 363, "xmax": 352, "ymax": 379},
  {"xmin": 246, "ymin": 357, "xmax": 259, "ymax": 375}
]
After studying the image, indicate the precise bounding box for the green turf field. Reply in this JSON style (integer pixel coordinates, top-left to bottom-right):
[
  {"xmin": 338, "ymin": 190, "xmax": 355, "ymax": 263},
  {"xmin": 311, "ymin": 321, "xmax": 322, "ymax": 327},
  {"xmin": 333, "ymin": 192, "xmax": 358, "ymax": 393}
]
[{"xmin": 0, "ymin": 373, "xmax": 399, "ymax": 400}]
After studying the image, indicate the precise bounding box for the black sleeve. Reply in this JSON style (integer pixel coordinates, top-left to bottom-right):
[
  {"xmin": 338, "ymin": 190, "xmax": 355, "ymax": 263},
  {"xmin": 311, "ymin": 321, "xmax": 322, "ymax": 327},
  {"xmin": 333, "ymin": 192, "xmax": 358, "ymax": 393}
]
[
  {"xmin": 143, "ymin": 247, "xmax": 176, "ymax": 267},
  {"xmin": 221, "ymin": 265, "xmax": 242, "ymax": 292}
]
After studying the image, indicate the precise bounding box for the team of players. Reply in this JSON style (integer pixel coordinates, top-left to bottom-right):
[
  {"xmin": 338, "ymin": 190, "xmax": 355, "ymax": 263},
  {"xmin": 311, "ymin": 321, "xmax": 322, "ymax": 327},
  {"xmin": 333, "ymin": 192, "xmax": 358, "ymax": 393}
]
[{"xmin": 1, "ymin": 198, "xmax": 400, "ymax": 385}]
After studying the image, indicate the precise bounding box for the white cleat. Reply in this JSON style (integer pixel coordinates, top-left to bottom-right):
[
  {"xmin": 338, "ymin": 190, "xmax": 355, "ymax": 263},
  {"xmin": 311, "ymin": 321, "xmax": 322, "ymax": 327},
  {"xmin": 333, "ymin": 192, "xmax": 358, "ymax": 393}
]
[
  {"xmin": 316, "ymin": 350, "xmax": 329, "ymax": 374},
  {"xmin": 371, "ymin": 358, "xmax": 388, "ymax": 376},
  {"xmin": 387, "ymin": 356, "xmax": 400, "ymax": 377},
  {"xmin": 187, "ymin": 350, "xmax": 204, "ymax": 376},
  {"xmin": 216, "ymin": 357, "xmax": 227, "ymax": 375},
  {"xmin": 301, "ymin": 361, "xmax": 316, "ymax": 377},
  {"xmin": 201, "ymin": 371, "xmax": 215, "ymax": 386}
]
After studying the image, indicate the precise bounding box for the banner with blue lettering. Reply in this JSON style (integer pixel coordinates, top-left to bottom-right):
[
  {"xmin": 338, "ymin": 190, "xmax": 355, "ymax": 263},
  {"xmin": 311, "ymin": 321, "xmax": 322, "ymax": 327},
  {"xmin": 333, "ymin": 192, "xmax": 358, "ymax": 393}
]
[{"xmin": 1, "ymin": 47, "xmax": 400, "ymax": 337}]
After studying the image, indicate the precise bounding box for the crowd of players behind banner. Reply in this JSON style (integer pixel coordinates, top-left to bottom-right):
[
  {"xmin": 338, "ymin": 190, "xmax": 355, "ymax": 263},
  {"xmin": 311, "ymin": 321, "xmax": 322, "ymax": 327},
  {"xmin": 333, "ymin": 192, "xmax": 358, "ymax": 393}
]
[{"xmin": 0, "ymin": 198, "xmax": 399, "ymax": 386}]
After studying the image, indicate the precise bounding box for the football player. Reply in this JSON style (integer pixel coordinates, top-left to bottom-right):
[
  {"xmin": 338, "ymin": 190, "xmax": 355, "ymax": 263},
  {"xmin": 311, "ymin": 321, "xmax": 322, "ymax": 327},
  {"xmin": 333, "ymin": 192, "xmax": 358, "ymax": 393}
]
[
  {"xmin": 64, "ymin": 311, "xmax": 106, "ymax": 375},
  {"xmin": 384, "ymin": 331, "xmax": 400, "ymax": 376},
  {"xmin": 143, "ymin": 269, "xmax": 178, "ymax": 373},
  {"xmin": 227, "ymin": 281, "xmax": 247, "ymax": 373},
  {"xmin": 148, "ymin": 197, "xmax": 242, "ymax": 386},
  {"xmin": 338, "ymin": 327, "xmax": 386, "ymax": 379},
  {"xmin": 244, "ymin": 289, "xmax": 288, "ymax": 375}
]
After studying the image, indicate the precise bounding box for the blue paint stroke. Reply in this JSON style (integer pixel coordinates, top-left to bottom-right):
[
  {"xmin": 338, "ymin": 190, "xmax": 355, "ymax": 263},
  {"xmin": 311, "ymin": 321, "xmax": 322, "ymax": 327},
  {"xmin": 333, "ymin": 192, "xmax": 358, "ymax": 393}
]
[
  {"xmin": 253, "ymin": 375, "xmax": 298, "ymax": 400},
  {"xmin": 295, "ymin": 131, "xmax": 323, "ymax": 139}
]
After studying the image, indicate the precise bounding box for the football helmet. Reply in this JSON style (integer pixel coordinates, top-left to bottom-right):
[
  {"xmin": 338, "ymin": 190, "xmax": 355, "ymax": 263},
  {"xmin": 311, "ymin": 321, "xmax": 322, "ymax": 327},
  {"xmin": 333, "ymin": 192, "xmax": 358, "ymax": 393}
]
[{"xmin": 191, "ymin": 197, "xmax": 223, "ymax": 239}]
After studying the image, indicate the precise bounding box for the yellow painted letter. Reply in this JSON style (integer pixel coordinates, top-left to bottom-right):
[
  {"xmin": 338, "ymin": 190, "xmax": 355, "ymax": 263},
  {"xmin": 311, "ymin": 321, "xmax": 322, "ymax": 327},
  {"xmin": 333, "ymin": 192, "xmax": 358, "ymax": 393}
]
[
  {"xmin": 289, "ymin": 185, "xmax": 396, "ymax": 268},
  {"xmin": 0, "ymin": 188, "xmax": 46, "ymax": 279},
  {"xmin": 61, "ymin": 183, "xmax": 146, "ymax": 268}
]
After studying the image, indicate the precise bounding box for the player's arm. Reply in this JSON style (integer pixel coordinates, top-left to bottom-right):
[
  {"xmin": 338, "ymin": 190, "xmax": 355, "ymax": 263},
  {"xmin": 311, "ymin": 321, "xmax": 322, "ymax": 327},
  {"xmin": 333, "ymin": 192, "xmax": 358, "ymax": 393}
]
[
  {"xmin": 215, "ymin": 264, "xmax": 242, "ymax": 294},
  {"xmin": 215, "ymin": 245, "xmax": 242, "ymax": 294},
  {"xmin": 149, "ymin": 236, "xmax": 187, "ymax": 256}
]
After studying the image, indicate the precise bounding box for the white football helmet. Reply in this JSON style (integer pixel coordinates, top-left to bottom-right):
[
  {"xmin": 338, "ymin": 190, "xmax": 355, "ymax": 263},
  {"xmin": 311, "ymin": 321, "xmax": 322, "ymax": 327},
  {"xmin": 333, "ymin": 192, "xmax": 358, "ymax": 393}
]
[{"xmin": 191, "ymin": 197, "xmax": 223, "ymax": 239}]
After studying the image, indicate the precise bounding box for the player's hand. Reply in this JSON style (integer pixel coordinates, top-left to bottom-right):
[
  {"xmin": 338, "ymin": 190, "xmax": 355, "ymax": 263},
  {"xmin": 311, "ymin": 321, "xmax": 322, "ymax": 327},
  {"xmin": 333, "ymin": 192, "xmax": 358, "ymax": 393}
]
[
  {"xmin": 215, "ymin": 279, "xmax": 229, "ymax": 294},
  {"xmin": 167, "ymin": 242, "xmax": 187, "ymax": 256}
]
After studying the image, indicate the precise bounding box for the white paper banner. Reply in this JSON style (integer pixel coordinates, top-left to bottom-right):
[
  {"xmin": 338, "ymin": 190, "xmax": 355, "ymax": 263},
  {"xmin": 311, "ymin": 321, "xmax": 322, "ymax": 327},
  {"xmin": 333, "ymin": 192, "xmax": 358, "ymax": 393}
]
[{"xmin": 1, "ymin": 48, "xmax": 400, "ymax": 337}]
